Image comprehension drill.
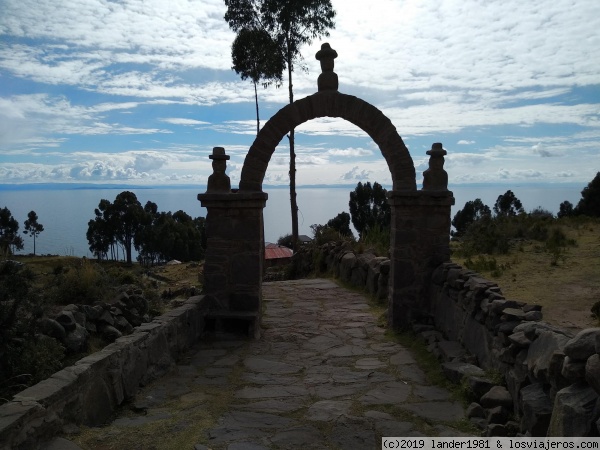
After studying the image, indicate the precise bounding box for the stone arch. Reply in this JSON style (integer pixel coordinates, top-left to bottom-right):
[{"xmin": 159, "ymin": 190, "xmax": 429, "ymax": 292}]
[
  {"xmin": 239, "ymin": 91, "xmax": 416, "ymax": 193},
  {"xmin": 199, "ymin": 43, "xmax": 454, "ymax": 335}
]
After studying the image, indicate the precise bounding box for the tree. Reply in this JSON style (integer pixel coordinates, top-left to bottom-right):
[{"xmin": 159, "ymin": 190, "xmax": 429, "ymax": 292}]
[
  {"xmin": 558, "ymin": 201, "xmax": 575, "ymax": 218},
  {"xmin": 326, "ymin": 212, "xmax": 354, "ymax": 239},
  {"xmin": 23, "ymin": 211, "xmax": 44, "ymax": 256},
  {"xmin": 231, "ymin": 27, "xmax": 284, "ymax": 134},
  {"xmin": 575, "ymin": 172, "xmax": 600, "ymax": 217},
  {"xmin": 224, "ymin": 0, "xmax": 336, "ymax": 250},
  {"xmin": 493, "ymin": 190, "xmax": 524, "ymax": 218},
  {"xmin": 0, "ymin": 207, "xmax": 23, "ymax": 255},
  {"xmin": 348, "ymin": 182, "xmax": 391, "ymax": 239},
  {"xmin": 451, "ymin": 199, "xmax": 491, "ymax": 238},
  {"xmin": 111, "ymin": 192, "xmax": 145, "ymax": 264},
  {"xmin": 86, "ymin": 192, "xmax": 145, "ymax": 263}
]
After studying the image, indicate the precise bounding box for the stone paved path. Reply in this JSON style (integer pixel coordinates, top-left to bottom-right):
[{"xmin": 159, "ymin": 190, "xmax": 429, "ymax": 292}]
[{"xmin": 70, "ymin": 279, "xmax": 473, "ymax": 450}]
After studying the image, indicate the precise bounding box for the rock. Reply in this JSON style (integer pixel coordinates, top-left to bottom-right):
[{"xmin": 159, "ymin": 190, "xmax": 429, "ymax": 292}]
[
  {"xmin": 585, "ymin": 354, "xmax": 600, "ymax": 395},
  {"xmin": 441, "ymin": 361, "xmax": 486, "ymax": 384},
  {"xmin": 487, "ymin": 405, "xmax": 508, "ymax": 424},
  {"xmin": 39, "ymin": 317, "xmax": 67, "ymax": 342},
  {"xmin": 56, "ymin": 311, "xmax": 77, "ymax": 332},
  {"xmin": 520, "ymin": 383, "xmax": 553, "ymax": 437},
  {"xmin": 502, "ymin": 308, "xmax": 526, "ymax": 320},
  {"xmin": 466, "ymin": 376, "xmax": 496, "ymax": 399},
  {"xmin": 81, "ymin": 304, "xmax": 102, "ymax": 321},
  {"xmin": 564, "ymin": 328, "xmax": 600, "ymax": 361},
  {"xmin": 547, "ymin": 350, "xmax": 570, "ymax": 392},
  {"xmin": 561, "ymin": 356, "xmax": 587, "ymax": 382},
  {"xmin": 114, "ymin": 316, "xmax": 134, "ymax": 334},
  {"xmin": 466, "ymin": 402, "xmax": 486, "ymax": 419},
  {"xmin": 486, "ymin": 423, "xmax": 507, "ymax": 436},
  {"xmin": 524, "ymin": 310, "xmax": 543, "ymax": 321},
  {"xmin": 548, "ymin": 383, "xmax": 599, "ymax": 437},
  {"xmin": 513, "ymin": 322, "xmax": 572, "ymax": 341},
  {"xmin": 526, "ymin": 330, "xmax": 571, "ymax": 383},
  {"xmin": 64, "ymin": 323, "xmax": 89, "ymax": 353},
  {"xmin": 99, "ymin": 324, "xmax": 122, "ymax": 342},
  {"xmin": 508, "ymin": 331, "xmax": 532, "ymax": 348},
  {"xmin": 98, "ymin": 309, "xmax": 115, "ymax": 326},
  {"xmin": 480, "ymin": 386, "xmax": 513, "ymax": 409},
  {"xmin": 437, "ymin": 340, "xmax": 465, "ymax": 361}
]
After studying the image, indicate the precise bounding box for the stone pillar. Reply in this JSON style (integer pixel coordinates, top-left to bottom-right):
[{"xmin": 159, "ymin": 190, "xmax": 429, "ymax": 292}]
[
  {"xmin": 197, "ymin": 148, "xmax": 267, "ymax": 338},
  {"xmin": 387, "ymin": 143, "xmax": 455, "ymax": 329}
]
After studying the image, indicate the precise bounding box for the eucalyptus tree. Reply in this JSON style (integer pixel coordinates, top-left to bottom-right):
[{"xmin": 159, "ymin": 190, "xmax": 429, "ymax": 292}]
[
  {"xmin": 0, "ymin": 207, "xmax": 23, "ymax": 255},
  {"xmin": 23, "ymin": 211, "xmax": 44, "ymax": 255},
  {"xmin": 224, "ymin": 0, "xmax": 336, "ymax": 249},
  {"xmin": 231, "ymin": 27, "xmax": 284, "ymax": 134}
]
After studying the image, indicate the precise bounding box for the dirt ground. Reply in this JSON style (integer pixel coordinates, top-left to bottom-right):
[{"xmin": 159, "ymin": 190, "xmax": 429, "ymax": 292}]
[{"xmin": 453, "ymin": 220, "xmax": 600, "ymax": 333}]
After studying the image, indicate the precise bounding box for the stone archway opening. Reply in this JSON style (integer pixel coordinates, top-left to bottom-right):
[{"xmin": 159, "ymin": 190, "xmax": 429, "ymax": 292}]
[{"xmin": 198, "ymin": 44, "xmax": 454, "ymax": 337}]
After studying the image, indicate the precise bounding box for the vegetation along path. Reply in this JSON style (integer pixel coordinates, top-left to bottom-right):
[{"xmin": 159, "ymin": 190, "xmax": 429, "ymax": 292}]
[{"xmin": 64, "ymin": 279, "xmax": 473, "ymax": 450}]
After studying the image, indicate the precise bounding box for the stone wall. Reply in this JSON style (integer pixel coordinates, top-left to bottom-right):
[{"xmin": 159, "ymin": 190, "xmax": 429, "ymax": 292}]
[
  {"xmin": 292, "ymin": 245, "xmax": 600, "ymax": 437},
  {"xmin": 0, "ymin": 295, "xmax": 209, "ymax": 450},
  {"xmin": 428, "ymin": 262, "xmax": 600, "ymax": 437}
]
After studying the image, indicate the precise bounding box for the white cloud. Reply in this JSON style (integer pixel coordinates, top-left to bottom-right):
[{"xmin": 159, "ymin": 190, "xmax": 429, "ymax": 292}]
[
  {"xmin": 161, "ymin": 118, "xmax": 211, "ymax": 126},
  {"xmin": 457, "ymin": 140, "xmax": 475, "ymax": 145},
  {"xmin": 341, "ymin": 166, "xmax": 371, "ymax": 181}
]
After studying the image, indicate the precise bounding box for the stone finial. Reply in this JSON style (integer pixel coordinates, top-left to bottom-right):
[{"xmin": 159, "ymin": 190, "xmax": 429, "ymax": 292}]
[
  {"xmin": 315, "ymin": 43, "xmax": 338, "ymax": 92},
  {"xmin": 207, "ymin": 146, "xmax": 231, "ymax": 192},
  {"xmin": 422, "ymin": 143, "xmax": 449, "ymax": 191}
]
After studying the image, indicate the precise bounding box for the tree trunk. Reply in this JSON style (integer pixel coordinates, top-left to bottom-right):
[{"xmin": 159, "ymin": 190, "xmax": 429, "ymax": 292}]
[
  {"xmin": 287, "ymin": 52, "xmax": 299, "ymax": 250},
  {"xmin": 254, "ymin": 81, "xmax": 259, "ymax": 135},
  {"xmin": 33, "ymin": 235, "xmax": 36, "ymax": 256}
]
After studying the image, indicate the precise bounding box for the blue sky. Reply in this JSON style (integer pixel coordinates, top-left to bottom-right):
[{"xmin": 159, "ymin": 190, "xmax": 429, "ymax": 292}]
[{"xmin": 1, "ymin": 0, "xmax": 599, "ymax": 188}]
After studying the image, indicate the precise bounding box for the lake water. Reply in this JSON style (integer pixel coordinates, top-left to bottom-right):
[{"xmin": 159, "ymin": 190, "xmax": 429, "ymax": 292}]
[{"xmin": 0, "ymin": 183, "xmax": 585, "ymax": 258}]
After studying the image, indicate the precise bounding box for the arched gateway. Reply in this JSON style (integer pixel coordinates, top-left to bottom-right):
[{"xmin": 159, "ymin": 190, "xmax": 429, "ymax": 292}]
[{"xmin": 198, "ymin": 44, "xmax": 454, "ymax": 337}]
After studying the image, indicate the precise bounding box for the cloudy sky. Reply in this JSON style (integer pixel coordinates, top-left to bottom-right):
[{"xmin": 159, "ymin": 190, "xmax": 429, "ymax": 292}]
[{"xmin": 1, "ymin": 0, "xmax": 599, "ymax": 189}]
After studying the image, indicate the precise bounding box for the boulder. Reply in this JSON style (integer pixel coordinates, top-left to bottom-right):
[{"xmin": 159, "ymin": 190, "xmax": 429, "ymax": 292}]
[
  {"xmin": 441, "ymin": 361, "xmax": 486, "ymax": 384},
  {"xmin": 486, "ymin": 405, "xmax": 508, "ymax": 424},
  {"xmin": 437, "ymin": 340, "xmax": 465, "ymax": 362},
  {"xmin": 585, "ymin": 354, "xmax": 600, "ymax": 395},
  {"xmin": 56, "ymin": 311, "xmax": 77, "ymax": 332},
  {"xmin": 99, "ymin": 324, "xmax": 122, "ymax": 343},
  {"xmin": 526, "ymin": 330, "xmax": 571, "ymax": 383},
  {"xmin": 548, "ymin": 383, "xmax": 599, "ymax": 437},
  {"xmin": 480, "ymin": 386, "xmax": 513, "ymax": 409},
  {"xmin": 114, "ymin": 316, "xmax": 134, "ymax": 334},
  {"xmin": 561, "ymin": 356, "xmax": 587, "ymax": 382},
  {"xmin": 64, "ymin": 323, "xmax": 89, "ymax": 353},
  {"xmin": 466, "ymin": 402, "xmax": 486, "ymax": 419},
  {"xmin": 97, "ymin": 310, "xmax": 115, "ymax": 327},
  {"xmin": 564, "ymin": 328, "xmax": 600, "ymax": 361},
  {"xmin": 39, "ymin": 317, "xmax": 67, "ymax": 342},
  {"xmin": 520, "ymin": 383, "xmax": 553, "ymax": 437}
]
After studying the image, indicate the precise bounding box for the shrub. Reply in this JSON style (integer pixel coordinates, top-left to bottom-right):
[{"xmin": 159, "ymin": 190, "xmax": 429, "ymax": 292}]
[
  {"xmin": 50, "ymin": 259, "xmax": 111, "ymax": 305},
  {"xmin": 545, "ymin": 227, "xmax": 577, "ymax": 266}
]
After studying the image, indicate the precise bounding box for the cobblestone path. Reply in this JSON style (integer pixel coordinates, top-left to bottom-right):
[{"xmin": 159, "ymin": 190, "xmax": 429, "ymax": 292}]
[{"xmin": 65, "ymin": 279, "xmax": 472, "ymax": 450}]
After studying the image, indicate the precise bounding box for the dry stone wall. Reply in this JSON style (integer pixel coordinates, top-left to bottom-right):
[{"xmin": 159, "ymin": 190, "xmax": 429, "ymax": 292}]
[
  {"xmin": 0, "ymin": 295, "xmax": 209, "ymax": 450},
  {"xmin": 293, "ymin": 245, "xmax": 600, "ymax": 437}
]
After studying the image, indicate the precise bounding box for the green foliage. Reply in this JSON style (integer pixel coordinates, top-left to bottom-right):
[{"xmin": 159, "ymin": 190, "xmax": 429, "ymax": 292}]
[
  {"xmin": 231, "ymin": 27, "xmax": 284, "ymax": 134},
  {"xmin": 493, "ymin": 190, "xmax": 524, "ymax": 218},
  {"xmin": 0, "ymin": 207, "xmax": 23, "ymax": 255},
  {"xmin": 545, "ymin": 227, "xmax": 577, "ymax": 266},
  {"xmin": 50, "ymin": 259, "xmax": 110, "ymax": 305},
  {"xmin": 87, "ymin": 194, "xmax": 206, "ymax": 265},
  {"xmin": 277, "ymin": 233, "xmax": 294, "ymax": 248},
  {"xmin": 575, "ymin": 172, "xmax": 600, "ymax": 217},
  {"xmin": 349, "ymin": 181, "xmax": 391, "ymax": 239},
  {"xmin": 360, "ymin": 225, "xmax": 390, "ymax": 257},
  {"xmin": 558, "ymin": 201, "xmax": 575, "ymax": 218},
  {"xmin": 451, "ymin": 198, "xmax": 491, "ymax": 238},
  {"xmin": 310, "ymin": 211, "xmax": 355, "ymax": 246},
  {"xmin": 464, "ymin": 255, "xmax": 511, "ymax": 277},
  {"xmin": 0, "ymin": 260, "xmax": 64, "ymax": 402},
  {"xmin": 23, "ymin": 211, "xmax": 44, "ymax": 256},
  {"xmin": 460, "ymin": 216, "xmax": 510, "ymax": 256}
]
